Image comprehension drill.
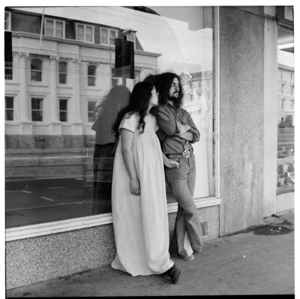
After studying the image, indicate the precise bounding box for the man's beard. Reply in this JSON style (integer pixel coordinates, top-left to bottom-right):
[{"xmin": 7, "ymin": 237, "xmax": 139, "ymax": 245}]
[{"xmin": 168, "ymin": 94, "xmax": 180, "ymax": 104}]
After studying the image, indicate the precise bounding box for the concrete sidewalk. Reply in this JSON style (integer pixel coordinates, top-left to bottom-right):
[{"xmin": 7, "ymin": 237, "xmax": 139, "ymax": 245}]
[{"xmin": 6, "ymin": 211, "xmax": 294, "ymax": 297}]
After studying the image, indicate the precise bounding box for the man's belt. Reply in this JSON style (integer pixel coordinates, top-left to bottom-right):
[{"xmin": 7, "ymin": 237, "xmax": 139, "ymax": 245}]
[{"xmin": 166, "ymin": 149, "xmax": 192, "ymax": 160}]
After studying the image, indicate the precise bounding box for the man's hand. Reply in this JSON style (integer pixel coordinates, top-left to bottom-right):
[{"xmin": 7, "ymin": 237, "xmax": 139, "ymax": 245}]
[
  {"xmin": 189, "ymin": 127, "xmax": 200, "ymax": 143},
  {"xmin": 164, "ymin": 159, "xmax": 180, "ymax": 168}
]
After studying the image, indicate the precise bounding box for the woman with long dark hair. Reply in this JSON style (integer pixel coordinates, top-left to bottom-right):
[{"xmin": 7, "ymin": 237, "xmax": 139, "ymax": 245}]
[{"xmin": 111, "ymin": 81, "xmax": 180, "ymax": 284}]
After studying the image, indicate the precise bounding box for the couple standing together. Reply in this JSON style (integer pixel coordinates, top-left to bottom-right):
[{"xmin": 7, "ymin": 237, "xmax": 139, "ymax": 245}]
[{"xmin": 111, "ymin": 72, "xmax": 203, "ymax": 284}]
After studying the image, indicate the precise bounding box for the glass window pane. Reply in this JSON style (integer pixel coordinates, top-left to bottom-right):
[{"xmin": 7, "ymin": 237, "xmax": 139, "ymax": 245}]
[
  {"xmin": 277, "ymin": 52, "xmax": 294, "ymax": 195},
  {"xmin": 88, "ymin": 101, "xmax": 96, "ymax": 112},
  {"xmin": 31, "ymin": 71, "xmax": 42, "ymax": 82},
  {"xmin": 6, "ymin": 110, "xmax": 13, "ymax": 121},
  {"xmin": 88, "ymin": 76, "xmax": 95, "ymax": 86},
  {"xmin": 56, "ymin": 21, "xmax": 63, "ymax": 30},
  {"xmin": 31, "ymin": 59, "xmax": 42, "ymax": 70},
  {"xmin": 5, "ymin": 7, "xmax": 215, "ymax": 228},
  {"xmin": 59, "ymin": 62, "xmax": 67, "ymax": 73},
  {"xmin": 46, "ymin": 19, "xmax": 54, "ymax": 29},
  {"xmin": 6, "ymin": 97, "xmax": 13, "ymax": 108},
  {"xmin": 101, "ymin": 28, "xmax": 108, "ymax": 37},
  {"xmin": 86, "ymin": 33, "xmax": 93, "ymax": 42},
  {"xmin": 77, "ymin": 24, "xmax": 84, "ymax": 33},
  {"xmin": 60, "ymin": 99, "xmax": 68, "ymax": 110},
  {"xmin": 59, "ymin": 73, "xmax": 67, "ymax": 84},
  {"xmin": 109, "ymin": 30, "xmax": 116, "ymax": 38},
  {"xmin": 5, "ymin": 68, "xmax": 13, "ymax": 80},
  {"xmin": 60, "ymin": 111, "xmax": 67, "ymax": 122},
  {"xmin": 101, "ymin": 37, "xmax": 108, "ymax": 44},
  {"xmin": 88, "ymin": 65, "xmax": 96, "ymax": 76},
  {"xmin": 45, "ymin": 28, "xmax": 54, "ymax": 36},
  {"xmin": 88, "ymin": 112, "xmax": 95, "ymax": 122},
  {"xmin": 5, "ymin": 12, "xmax": 9, "ymax": 22},
  {"xmin": 56, "ymin": 29, "xmax": 63, "ymax": 38}
]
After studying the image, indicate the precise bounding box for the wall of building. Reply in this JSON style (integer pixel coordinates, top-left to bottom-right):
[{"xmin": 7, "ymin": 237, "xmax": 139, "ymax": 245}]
[
  {"xmin": 6, "ymin": 206, "xmax": 220, "ymax": 289},
  {"xmin": 263, "ymin": 7, "xmax": 278, "ymax": 217},
  {"xmin": 219, "ymin": 7, "xmax": 265, "ymax": 236}
]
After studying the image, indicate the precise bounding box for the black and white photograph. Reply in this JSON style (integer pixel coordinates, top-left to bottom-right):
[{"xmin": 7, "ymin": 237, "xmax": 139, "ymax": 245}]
[{"xmin": 3, "ymin": 3, "xmax": 295, "ymax": 297}]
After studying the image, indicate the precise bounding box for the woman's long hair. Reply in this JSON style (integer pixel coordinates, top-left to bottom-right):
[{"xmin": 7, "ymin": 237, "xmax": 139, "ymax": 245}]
[
  {"xmin": 155, "ymin": 72, "xmax": 183, "ymax": 109},
  {"xmin": 112, "ymin": 81, "xmax": 154, "ymax": 138}
]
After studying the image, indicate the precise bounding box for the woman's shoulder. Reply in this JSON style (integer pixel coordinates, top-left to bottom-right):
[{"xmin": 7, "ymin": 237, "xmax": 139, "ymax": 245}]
[{"xmin": 124, "ymin": 112, "xmax": 140, "ymax": 122}]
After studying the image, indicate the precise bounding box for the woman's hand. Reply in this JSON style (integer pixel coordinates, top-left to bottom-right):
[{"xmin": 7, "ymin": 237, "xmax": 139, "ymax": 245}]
[
  {"xmin": 164, "ymin": 159, "xmax": 180, "ymax": 168},
  {"xmin": 131, "ymin": 178, "xmax": 141, "ymax": 195}
]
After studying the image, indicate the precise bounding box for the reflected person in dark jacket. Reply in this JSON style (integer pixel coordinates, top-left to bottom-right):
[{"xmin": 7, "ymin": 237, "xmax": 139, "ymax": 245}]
[{"xmin": 91, "ymin": 85, "xmax": 131, "ymax": 214}]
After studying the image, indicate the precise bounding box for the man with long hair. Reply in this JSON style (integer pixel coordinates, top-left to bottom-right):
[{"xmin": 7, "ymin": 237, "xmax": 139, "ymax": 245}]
[{"xmin": 154, "ymin": 72, "xmax": 203, "ymax": 261}]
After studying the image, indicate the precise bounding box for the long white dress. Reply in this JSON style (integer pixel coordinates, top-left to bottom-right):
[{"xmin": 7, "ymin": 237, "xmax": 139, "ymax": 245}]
[{"xmin": 111, "ymin": 112, "xmax": 174, "ymax": 276}]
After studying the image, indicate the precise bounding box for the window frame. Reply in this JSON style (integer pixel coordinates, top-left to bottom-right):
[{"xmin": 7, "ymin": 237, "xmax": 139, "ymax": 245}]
[
  {"xmin": 5, "ymin": 7, "xmax": 221, "ymax": 241},
  {"xmin": 5, "ymin": 96, "xmax": 14, "ymax": 121},
  {"xmin": 44, "ymin": 18, "xmax": 65, "ymax": 39},
  {"xmin": 59, "ymin": 98, "xmax": 68, "ymax": 122},
  {"xmin": 30, "ymin": 58, "xmax": 43, "ymax": 83},
  {"xmin": 58, "ymin": 61, "xmax": 68, "ymax": 85},
  {"xmin": 5, "ymin": 11, "xmax": 11, "ymax": 31},
  {"xmin": 87, "ymin": 99, "xmax": 97, "ymax": 123},
  {"xmin": 5, "ymin": 60, "xmax": 13, "ymax": 81},
  {"xmin": 76, "ymin": 23, "xmax": 94, "ymax": 43},
  {"xmin": 100, "ymin": 27, "xmax": 118, "ymax": 46},
  {"xmin": 31, "ymin": 97, "xmax": 44, "ymax": 122},
  {"xmin": 87, "ymin": 64, "xmax": 97, "ymax": 87}
]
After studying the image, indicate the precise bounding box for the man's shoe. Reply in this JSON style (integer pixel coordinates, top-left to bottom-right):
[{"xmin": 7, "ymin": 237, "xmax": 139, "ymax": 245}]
[
  {"xmin": 165, "ymin": 264, "xmax": 181, "ymax": 284},
  {"xmin": 171, "ymin": 253, "xmax": 195, "ymax": 261}
]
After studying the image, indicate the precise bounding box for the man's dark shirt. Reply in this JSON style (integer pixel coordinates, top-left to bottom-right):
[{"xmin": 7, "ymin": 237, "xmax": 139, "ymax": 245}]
[{"xmin": 155, "ymin": 103, "xmax": 200, "ymax": 154}]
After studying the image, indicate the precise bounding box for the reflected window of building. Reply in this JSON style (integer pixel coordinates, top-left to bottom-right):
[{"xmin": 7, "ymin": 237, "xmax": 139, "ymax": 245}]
[
  {"xmin": 88, "ymin": 100, "xmax": 96, "ymax": 122},
  {"xmin": 5, "ymin": 60, "xmax": 13, "ymax": 80},
  {"xmin": 59, "ymin": 61, "xmax": 67, "ymax": 84},
  {"xmin": 5, "ymin": 11, "xmax": 11, "ymax": 31},
  {"xmin": 31, "ymin": 59, "xmax": 43, "ymax": 82},
  {"xmin": 277, "ymin": 50, "xmax": 294, "ymax": 194},
  {"xmin": 5, "ymin": 96, "xmax": 14, "ymax": 121},
  {"xmin": 87, "ymin": 64, "xmax": 97, "ymax": 86},
  {"xmin": 76, "ymin": 23, "xmax": 94, "ymax": 43},
  {"xmin": 45, "ymin": 18, "xmax": 65, "ymax": 38},
  {"xmin": 100, "ymin": 28, "xmax": 117, "ymax": 46},
  {"xmin": 31, "ymin": 98, "xmax": 43, "ymax": 121},
  {"xmin": 59, "ymin": 99, "xmax": 68, "ymax": 122}
]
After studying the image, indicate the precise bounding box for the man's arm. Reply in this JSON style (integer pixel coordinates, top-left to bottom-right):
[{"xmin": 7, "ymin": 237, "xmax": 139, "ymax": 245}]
[
  {"xmin": 186, "ymin": 113, "xmax": 200, "ymax": 143},
  {"xmin": 156, "ymin": 108, "xmax": 185, "ymax": 136}
]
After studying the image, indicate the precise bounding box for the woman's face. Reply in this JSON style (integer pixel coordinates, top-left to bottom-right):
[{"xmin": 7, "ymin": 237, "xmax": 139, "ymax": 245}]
[{"xmin": 149, "ymin": 87, "xmax": 159, "ymax": 107}]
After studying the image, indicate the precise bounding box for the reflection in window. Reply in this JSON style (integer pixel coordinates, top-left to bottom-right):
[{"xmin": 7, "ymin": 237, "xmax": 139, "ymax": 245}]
[
  {"xmin": 100, "ymin": 28, "xmax": 117, "ymax": 46},
  {"xmin": 31, "ymin": 98, "xmax": 43, "ymax": 121},
  {"xmin": 59, "ymin": 61, "xmax": 67, "ymax": 84},
  {"xmin": 5, "ymin": 61, "xmax": 13, "ymax": 80},
  {"xmin": 88, "ymin": 100, "xmax": 96, "ymax": 122},
  {"xmin": 31, "ymin": 59, "xmax": 42, "ymax": 82},
  {"xmin": 59, "ymin": 99, "xmax": 68, "ymax": 122},
  {"xmin": 5, "ymin": 11, "xmax": 11, "ymax": 31},
  {"xmin": 277, "ymin": 61, "xmax": 294, "ymax": 194},
  {"xmin": 45, "ymin": 19, "xmax": 64, "ymax": 38},
  {"xmin": 5, "ymin": 6, "xmax": 216, "ymax": 228},
  {"xmin": 5, "ymin": 96, "xmax": 14, "ymax": 121},
  {"xmin": 76, "ymin": 24, "xmax": 94, "ymax": 43},
  {"xmin": 88, "ymin": 65, "xmax": 97, "ymax": 86}
]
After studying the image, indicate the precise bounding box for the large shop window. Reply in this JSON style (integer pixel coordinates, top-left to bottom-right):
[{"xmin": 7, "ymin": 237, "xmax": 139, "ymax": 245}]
[
  {"xmin": 277, "ymin": 50, "xmax": 294, "ymax": 194},
  {"xmin": 5, "ymin": 6, "xmax": 216, "ymax": 229}
]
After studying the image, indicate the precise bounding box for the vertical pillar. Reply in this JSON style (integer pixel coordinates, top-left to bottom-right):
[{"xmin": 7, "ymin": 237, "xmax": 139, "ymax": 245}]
[
  {"xmin": 263, "ymin": 8, "xmax": 278, "ymax": 216},
  {"xmin": 49, "ymin": 55, "xmax": 61, "ymax": 135},
  {"xmin": 72, "ymin": 57, "xmax": 83, "ymax": 135},
  {"xmin": 18, "ymin": 51, "xmax": 32, "ymax": 134}
]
